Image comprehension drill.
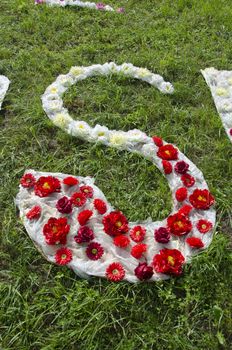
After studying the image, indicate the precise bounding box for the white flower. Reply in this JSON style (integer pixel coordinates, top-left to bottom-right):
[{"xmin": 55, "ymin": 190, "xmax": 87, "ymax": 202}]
[
  {"xmin": 69, "ymin": 66, "xmax": 85, "ymax": 77},
  {"xmin": 68, "ymin": 120, "xmax": 92, "ymax": 137},
  {"xmin": 127, "ymin": 129, "xmax": 148, "ymax": 143},
  {"xmin": 109, "ymin": 132, "xmax": 127, "ymax": 147},
  {"xmin": 52, "ymin": 113, "xmax": 73, "ymax": 129},
  {"xmin": 136, "ymin": 68, "xmax": 152, "ymax": 79},
  {"xmin": 159, "ymin": 82, "xmax": 174, "ymax": 94},
  {"xmin": 91, "ymin": 124, "xmax": 109, "ymax": 142}
]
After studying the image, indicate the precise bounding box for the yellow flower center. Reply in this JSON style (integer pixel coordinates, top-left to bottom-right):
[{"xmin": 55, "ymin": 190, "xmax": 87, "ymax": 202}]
[
  {"xmin": 61, "ymin": 254, "xmax": 67, "ymax": 260},
  {"xmin": 136, "ymin": 231, "xmax": 141, "ymax": 237},
  {"xmin": 116, "ymin": 221, "xmax": 122, "ymax": 228},
  {"xmin": 165, "ymin": 150, "xmax": 171, "ymax": 156},
  {"xmin": 92, "ymin": 249, "xmax": 98, "ymax": 255},
  {"xmin": 198, "ymin": 195, "xmax": 206, "ymax": 202},
  {"xmin": 52, "ymin": 226, "xmax": 58, "ymax": 234},
  {"xmin": 202, "ymin": 224, "xmax": 207, "ymax": 229},
  {"xmin": 167, "ymin": 256, "xmax": 175, "ymax": 266},
  {"xmin": 98, "ymin": 131, "xmax": 105, "ymax": 136},
  {"xmin": 43, "ymin": 182, "xmax": 51, "ymax": 190},
  {"xmin": 112, "ymin": 269, "xmax": 119, "ymax": 275},
  {"xmin": 176, "ymin": 220, "xmax": 184, "ymax": 228}
]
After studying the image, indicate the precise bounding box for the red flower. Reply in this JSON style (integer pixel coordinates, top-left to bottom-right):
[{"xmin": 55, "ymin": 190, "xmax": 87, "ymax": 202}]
[
  {"xmin": 113, "ymin": 235, "xmax": 130, "ymax": 248},
  {"xmin": 63, "ymin": 176, "xmax": 79, "ymax": 186},
  {"xmin": 134, "ymin": 262, "xmax": 154, "ymax": 281},
  {"xmin": 74, "ymin": 226, "xmax": 94, "ymax": 244},
  {"xmin": 93, "ymin": 199, "xmax": 107, "ymax": 215},
  {"xmin": 71, "ymin": 192, "xmax": 86, "ymax": 207},
  {"xmin": 153, "ymin": 248, "xmax": 185, "ymax": 276},
  {"xmin": 86, "ymin": 242, "xmax": 104, "ymax": 260},
  {"xmin": 189, "ymin": 189, "xmax": 215, "ymax": 210},
  {"xmin": 196, "ymin": 219, "xmax": 213, "ymax": 234},
  {"xmin": 103, "ymin": 211, "xmax": 129, "ymax": 237},
  {"xmin": 43, "ymin": 217, "xmax": 70, "ymax": 245},
  {"xmin": 26, "ymin": 205, "xmax": 41, "ymax": 220},
  {"xmin": 157, "ymin": 144, "xmax": 178, "ymax": 160},
  {"xmin": 186, "ymin": 237, "xmax": 204, "ymax": 249},
  {"xmin": 34, "ymin": 176, "xmax": 61, "ymax": 197},
  {"xmin": 181, "ymin": 174, "xmax": 195, "ymax": 188},
  {"xmin": 77, "ymin": 210, "xmax": 93, "ymax": 226},
  {"xmin": 55, "ymin": 247, "xmax": 72, "ymax": 265},
  {"xmin": 152, "ymin": 136, "xmax": 163, "ymax": 147},
  {"xmin": 174, "ymin": 161, "xmax": 189, "ymax": 174},
  {"xmin": 167, "ymin": 212, "xmax": 192, "ymax": 236},
  {"xmin": 154, "ymin": 227, "xmax": 170, "ymax": 243},
  {"xmin": 106, "ymin": 262, "xmax": 125, "ymax": 282},
  {"xmin": 162, "ymin": 160, "xmax": 173, "ymax": 174},
  {"xmin": 20, "ymin": 173, "xmax": 36, "ymax": 188},
  {"xmin": 56, "ymin": 196, "xmax": 72, "ymax": 214},
  {"xmin": 80, "ymin": 185, "xmax": 94, "ymax": 198},
  {"xmin": 131, "ymin": 243, "xmax": 147, "ymax": 259},
  {"xmin": 130, "ymin": 226, "xmax": 146, "ymax": 242},
  {"xmin": 175, "ymin": 187, "xmax": 188, "ymax": 202},
  {"xmin": 178, "ymin": 205, "xmax": 193, "ymax": 216}
]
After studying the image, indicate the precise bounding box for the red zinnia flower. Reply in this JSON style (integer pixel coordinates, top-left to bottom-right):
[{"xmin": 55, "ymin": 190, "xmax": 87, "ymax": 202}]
[
  {"xmin": 167, "ymin": 212, "xmax": 192, "ymax": 236},
  {"xmin": 63, "ymin": 176, "xmax": 79, "ymax": 186},
  {"xmin": 103, "ymin": 211, "xmax": 129, "ymax": 237},
  {"xmin": 178, "ymin": 205, "xmax": 193, "ymax": 216},
  {"xmin": 77, "ymin": 210, "xmax": 93, "ymax": 226},
  {"xmin": 34, "ymin": 176, "xmax": 61, "ymax": 197},
  {"xmin": 130, "ymin": 226, "xmax": 146, "ymax": 242},
  {"xmin": 196, "ymin": 219, "xmax": 213, "ymax": 234},
  {"xmin": 43, "ymin": 217, "xmax": 70, "ymax": 245},
  {"xmin": 153, "ymin": 248, "xmax": 185, "ymax": 276},
  {"xmin": 181, "ymin": 173, "xmax": 195, "ymax": 188},
  {"xmin": 174, "ymin": 161, "xmax": 189, "ymax": 174},
  {"xmin": 106, "ymin": 262, "xmax": 125, "ymax": 282},
  {"xmin": 113, "ymin": 235, "xmax": 130, "ymax": 248},
  {"xmin": 175, "ymin": 187, "xmax": 188, "ymax": 202},
  {"xmin": 152, "ymin": 136, "xmax": 163, "ymax": 147},
  {"xmin": 20, "ymin": 173, "xmax": 36, "ymax": 188},
  {"xmin": 75, "ymin": 226, "xmax": 94, "ymax": 244},
  {"xmin": 93, "ymin": 199, "xmax": 107, "ymax": 215},
  {"xmin": 71, "ymin": 192, "xmax": 87, "ymax": 207},
  {"xmin": 26, "ymin": 205, "xmax": 41, "ymax": 220},
  {"xmin": 189, "ymin": 189, "xmax": 215, "ymax": 210},
  {"xmin": 55, "ymin": 247, "xmax": 72, "ymax": 265},
  {"xmin": 157, "ymin": 144, "xmax": 178, "ymax": 161},
  {"xmin": 86, "ymin": 242, "xmax": 104, "ymax": 260},
  {"xmin": 162, "ymin": 160, "xmax": 173, "ymax": 174},
  {"xmin": 186, "ymin": 237, "xmax": 204, "ymax": 249},
  {"xmin": 80, "ymin": 185, "xmax": 94, "ymax": 198},
  {"xmin": 134, "ymin": 262, "xmax": 154, "ymax": 281},
  {"xmin": 131, "ymin": 243, "xmax": 147, "ymax": 259}
]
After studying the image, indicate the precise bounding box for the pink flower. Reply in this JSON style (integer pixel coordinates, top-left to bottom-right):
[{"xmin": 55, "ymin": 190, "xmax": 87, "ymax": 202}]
[
  {"xmin": 96, "ymin": 3, "xmax": 105, "ymax": 10},
  {"xmin": 117, "ymin": 7, "xmax": 125, "ymax": 13}
]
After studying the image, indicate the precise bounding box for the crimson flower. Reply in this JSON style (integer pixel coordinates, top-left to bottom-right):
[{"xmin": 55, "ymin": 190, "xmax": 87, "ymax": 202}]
[
  {"xmin": 34, "ymin": 176, "xmax": 61, "ymax": 197},
  {"xmin": 154, "ymin": 227, "xmax": 170, "ymax": 244},
  {"xmin": 55, "ymin": 247, "xmax": 72, "ymax": 265},
  {"xmin": 106, "ymin": 262, "xmax": 125, "ymax": 282},
  {"xmin": 71, "ymin": 192, "xmax": 86, "ymax": 207},
  {"xmin": 20, "ymin": 173, "xmax": 36, "ymax": 188},
  {"xmin": 157, "ymin": 144, "xmax": 178, "ymax": 160},
  {"xmin": 113, "ymin": 235, "xmax": 130, "ymax": 248},
  {"xmin": 167, "ymin": 212, "xmax": 192, "ymax": 236},
  {"xmin": 56, "ymin": 196, "xmax": 72, "ymax": 214},
  {"xmin": 186, "ymin": 237, "xmax": 204, "ymax": 249},
  {"xmin": 93, "ymin": 198, "xmax": 107, "ymax": 215},
  {"xmin": 74, "ymin": 226, "xmax": 94, "ymax": 244},
  {"xmin": 43, "ymin": 217, "xmax": 70, "ymax": 245},
  {"xmin": 189, "ymin": 189, "xmax": 215, "ymax": 210},
  {"xmin": 153, "ymin": 248, "xmax": 185, "ymax": 276},
  {"xmin": 26, "ymin": 206, "xmax": 41, "ymax": 220},
  {"xmin": 134, "ymin": 262, "xmax": 154, "ymax": 281},
  {"xmin": 178, "ymin": 205, "xmax": 193, "ymax": 216},
  {"xmin": 174, "ymin": 161, "xmax": 189, "ymax": 174},
  {"xmin": 181, "ymin": 173, "xmax": 195, "ymax": 187},
  {"xmin": 77, "ymin": 210, "xmax": 93, "ymax": 226},
  {"xmin": 80, "ymin": 185, "xmax": 94, "ymax": 198},
  {"xmin": 103, "ymin": 211, "xmax": 129, "ymax": 237},
  {"xmin": 196, "ymin": 219, "xmax": 213, "ymax": 233},
  {"xmin": 152, "ymin": 136, "xmax": 163, "ymax": 147},
  {"xmin": 86, "ymin": 242, "xmax": 104, "ymax": 260},
  {"xmin": 63, "ymin": 176, "xmax": 79, "ymax": 186},
  {"xmin": 130, "ymin": 226, "xmax": 146, "ymax": 242}
]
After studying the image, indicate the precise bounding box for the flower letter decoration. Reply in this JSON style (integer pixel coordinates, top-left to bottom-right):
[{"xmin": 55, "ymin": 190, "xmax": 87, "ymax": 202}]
[
  {"xmin": 16, "ymin": 63, "xmax": 216, "ymax": 283},
  {"xmin": 0, "ymin": 76, "xmax": 10, "ymax": 110},
  {"xmin": 202, "ymin": 67, "xmax": 232, "ymax": 143}
]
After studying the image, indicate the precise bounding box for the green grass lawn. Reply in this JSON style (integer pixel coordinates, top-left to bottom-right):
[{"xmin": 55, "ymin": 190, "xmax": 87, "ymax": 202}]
[{"xmin": 0, "ymin": 0, "xmax": 232, "ymax": 349}]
